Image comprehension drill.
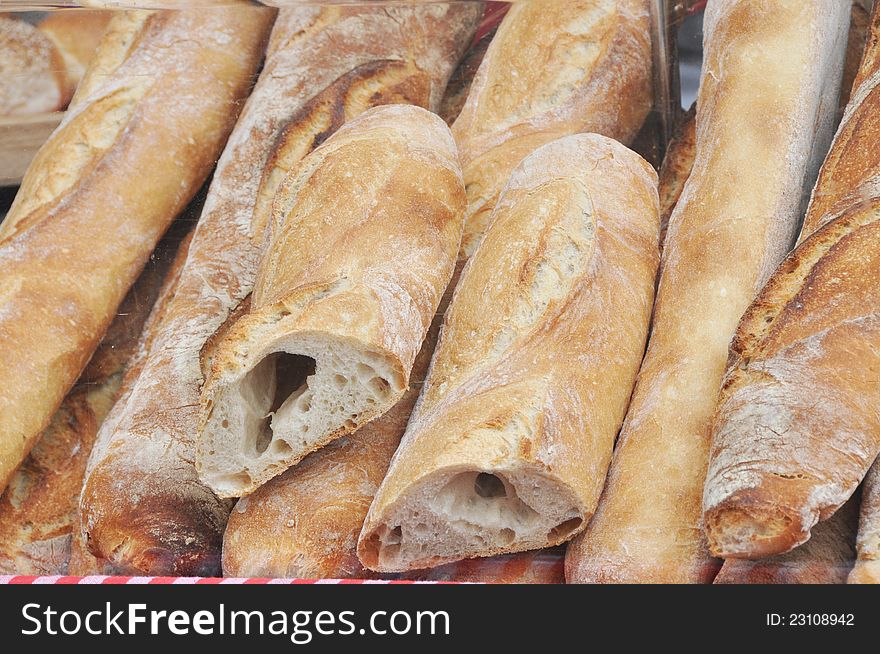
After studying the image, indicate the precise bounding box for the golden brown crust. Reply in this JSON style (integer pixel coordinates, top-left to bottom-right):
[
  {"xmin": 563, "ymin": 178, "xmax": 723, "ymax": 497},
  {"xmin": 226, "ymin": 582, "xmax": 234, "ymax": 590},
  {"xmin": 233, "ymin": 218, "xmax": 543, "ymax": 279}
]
[
  {"xmin": 81, "ymin": 5, "xmax": 480, "ymax": 577},
  {"xmin": 567, "ymin": 0, "xmax": 850, "ymax": 584},
  {"xmin": 0, "ymin": 9, "xmax": 272, "ymax": 495},
  {"xmin": 852, "ymin": 1, "xmax": 880, "ymax": 94},
  {"xmin": 221, "ymin": 258, "xmax": 468, "ymax": 581},
  {"xmin": 801, "ymin": 4, "xmax": 880, "ymax": 239},
  {"xmin": 0, "ymin": 15, "xmax": 71, "ymax": 116},
  {"xmin": 452, "ymin": 0, "xmax": 652, "ymax": 258},
  {"xmin": 714, "ymin": 495, "xmax": 859, "ymax": 584},
  {"xmin": 359, "ymin": 134, "xmax": 659, "ymax": 572},
  {"xmin": 704, "ymin": 200, "xmax": 880, "ymax": 558},
  {"xmin": 66, "ymin": 10, "xmax": 149, "ymax": 109}
]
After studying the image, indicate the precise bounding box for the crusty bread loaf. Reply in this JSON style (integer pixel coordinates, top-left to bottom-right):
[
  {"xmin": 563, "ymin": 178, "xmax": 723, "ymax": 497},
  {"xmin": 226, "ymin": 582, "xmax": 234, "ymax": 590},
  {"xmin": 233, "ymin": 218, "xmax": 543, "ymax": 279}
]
[
  {"xmin": 801, "ymin": 4, "xmax": 880, "ymax": 239},
  {"xmin": 654, "ymin": 1, "xmax": 865, "ymax": 240},
  {"xmin": 0, "ymin": 8, "xmax": 272, "ymax": 494},
  {"xmin": 198, "ymin": 105, "xmax": 465, "ymax": 498},
  {"xmin": 702, "ymin": 4, "xmax": 880, "ymax": 561},
  {"xmin": 0, "ymin": 10, "xmax": 111, "ymax": 118},
  {"xmin": 358, "ymin": 134, "xmax": 659, "ymax": 572},
  {"xmin": 0, "ymin": 15, "xmax": 71, "ymax": 115},
  {"xmin": 451, "ymin": 0, "xmax": 652, "ymax": 258},
  {"xmin": 850, "ymin": 461, "xmax": 880, "ymax": 583},
  {"xmin": 566, "ymin": 0, "xmax": 850, "ymax": 584},
  {"xmin": 703, "ymin": 198, "xmax": 880, "ymax": 559},
  {"xmin": 81, "ymin": 5, "xmax": 480, "ymax": 576},
  {"xmin": 0, "ymin": 223, "xmax": 189, "ymax": 576},
  {"xmin": 714, "ymin": 495, "xmax": 859, "ymax": 584}
]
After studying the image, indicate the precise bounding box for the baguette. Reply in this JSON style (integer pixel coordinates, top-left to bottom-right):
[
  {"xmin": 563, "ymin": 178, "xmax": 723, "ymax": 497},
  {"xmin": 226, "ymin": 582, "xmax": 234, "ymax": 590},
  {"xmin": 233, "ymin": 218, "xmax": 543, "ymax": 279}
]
[
  {"xmin": 703, "ymin": 4, "xmax": 880, "ymax": 561},
  {"xmin": 566, "ymin": 0, "xmax": 850, "ymax": 584},
  {"xmin": 0, "ymin": 15, "xmax": 72, "ymax": 115},
  {"xmin": 81, "ymin": 5, "xmax": 480, "ymax": 576},
  {"xmin": 703, "ymin": 199, "xmax": 880, "ymax": 559},
  {"xmin": 656, "ymin": 1, "xmax": 864, "ymax": 248},
  {"xmin": 451, "ymin": 0, "xmax": 652, "ymax": 258},
  {"xmin": 358, "ymin": 134, "xmax": 659, "ymax": 572},
  {"xmin": 850, "ymin": 461, "xmax": 880, "ymax": 583},
  {"xmin": 0, "ymin": 223, "xmax": 190, "ymax": 575},
  {"xmin": 197, "ymin": 105, "xmax": 466, "ymax": 498},
  {"xmin": 0, "ymin": 8, "xmax": 272, "ymax": 494},
  {"xmin": 713, "ymin": 495, "xmax": 859, "ymax": 584},
  {"xmin": 801, "ymin": 4, "xmax": 880, "ymax": 238}
]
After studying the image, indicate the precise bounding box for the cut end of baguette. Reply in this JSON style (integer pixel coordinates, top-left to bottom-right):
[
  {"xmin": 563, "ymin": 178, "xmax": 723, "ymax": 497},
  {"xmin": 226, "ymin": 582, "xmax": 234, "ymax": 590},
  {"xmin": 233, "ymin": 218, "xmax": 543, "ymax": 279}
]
[
  {"xmin": 704, "ymin": 498, "xmax": 810, "ymax": 560},
  {"xmin": 358, "ymin": 467, "xmax": 586, "ymax": 572},
  {"xmin": 199, "ymin": 334, "xmax": 405, "ymax": 498}
]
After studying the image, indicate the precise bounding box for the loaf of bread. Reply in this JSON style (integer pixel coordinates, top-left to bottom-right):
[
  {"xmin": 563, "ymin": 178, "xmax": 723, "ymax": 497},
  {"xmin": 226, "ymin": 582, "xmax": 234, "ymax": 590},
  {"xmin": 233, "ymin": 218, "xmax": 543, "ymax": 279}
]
[
  {"xmin": 713, "ymin": 495, "xmax": 859, "ymax": 584},
  {"xmin": 0, "ymin": 8, "xmax": 272, "ymax": 494},
  {"xmin": 702, "ymin": 4, "xmax": 880, "ymax": 561},
  {"xmin": 198, "ymin": 105, "xmax": 465, "ymax": 498},
  {"xmin": 850, "ymin": 461, "xmax": 880, "ymax": 583},
  {"xmin": 358, "ymin": 134, "xmax": 659, "ymax": 572},
  {"xmin": 0, "ymin": 10, "xmax": 110, "ymax": 117},
  {"xmin": 81, "ymin": 5, "xmax": 480, "ymax": 576},
  {"xmin": 451, "ymin": 0, "xmax": 652, "ymax": 258},
  {"xmin": 0, "ymin": 244, "xmax": 172, "ymax": 575},
  {"xmin": 566, "ymin": 0, "xmax": 850, "ymax": 584},
  {"xmin": 0, "ymin": 375, "xmax": 119, "ymax": 576},
  {"xmin": 0, "ymin": 15, "xmax": 71, "ymax": 115},
  {"xmin": 704, "ymin": 198, "xmax": 880, "ymax": 559}
]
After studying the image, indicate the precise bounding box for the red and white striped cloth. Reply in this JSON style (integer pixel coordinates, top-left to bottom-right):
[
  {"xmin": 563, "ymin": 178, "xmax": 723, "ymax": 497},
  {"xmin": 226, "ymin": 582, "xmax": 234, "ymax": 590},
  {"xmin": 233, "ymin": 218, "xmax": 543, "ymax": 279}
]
[{"xmin": 0, "ymin": 576, "xmax": 451, "ymax": 585}]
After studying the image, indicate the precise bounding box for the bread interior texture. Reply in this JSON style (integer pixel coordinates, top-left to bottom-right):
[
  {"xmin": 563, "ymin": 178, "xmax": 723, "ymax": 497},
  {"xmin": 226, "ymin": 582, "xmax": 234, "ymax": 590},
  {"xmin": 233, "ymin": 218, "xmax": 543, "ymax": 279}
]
[
  {"xmin": 361, "ymin": 467, "xmax": 584, "ymax": 571},
  {"xmin": 202, "ymin": 335, "xmax": 401, "ymax": 496}
]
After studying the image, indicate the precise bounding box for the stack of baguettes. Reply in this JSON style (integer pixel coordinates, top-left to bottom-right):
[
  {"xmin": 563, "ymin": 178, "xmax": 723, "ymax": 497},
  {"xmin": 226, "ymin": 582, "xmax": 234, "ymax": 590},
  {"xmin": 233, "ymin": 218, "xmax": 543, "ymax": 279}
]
[
  {"xmin": 78, "ymin": 3, "xmax": 483, "ymax": 576},
  {"xmin": 3, "ymin": 0, "xmax": 880, "ymax": 585},
  {"xmin": 220, "ymin": 0, "xmax": 654, "ymax": 580},
  {"xmin": 701, "ymin": 0, "xmax": 880, "ymax": 585}
]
